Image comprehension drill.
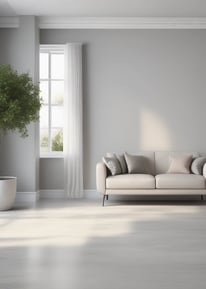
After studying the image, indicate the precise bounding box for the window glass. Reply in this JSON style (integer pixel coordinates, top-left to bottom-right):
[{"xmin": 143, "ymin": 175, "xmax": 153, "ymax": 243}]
[
  {"xmin": 40, "ymin": 53, "xmax": 49, "ymax": 79},
  {"xmin": 51, "ymin": 106, "xmax": 64, "ymax": 128},
  {"xmin": 40, "ymin": 81, "xmax": 49, "ymax": 104},
  {"xmin": 40, "ymin": 129, "xmax": 49, "ymax": 152},
  {"xmin": 51, "ymin": 54, "xmax": 64, "ymax": 79},
  {"xmin": 40, "ymin": 105, "xmax": 49, "ymax": 128},
  {"xmin": 51, "ymin": 81, "xmax": 64, "ymax": 105},
  {"xmin": 51, "ymin": 128, "xmax": 63, "ymax": 152},
  {"xmin": 39, "ymin": 47, "xmax": 64, "ymax": 155}
]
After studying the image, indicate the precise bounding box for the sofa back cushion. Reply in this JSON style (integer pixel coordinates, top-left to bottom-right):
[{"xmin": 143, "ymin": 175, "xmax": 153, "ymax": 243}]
[{"xmin": 155, "ymin": 152, "xmax": 199, "ymax": 175}]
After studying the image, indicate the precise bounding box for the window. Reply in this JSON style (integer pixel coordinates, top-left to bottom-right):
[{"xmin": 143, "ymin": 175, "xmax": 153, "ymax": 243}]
[{"xmin": 39, "ymin": 45, "xmax": 65, "ymax": 156}]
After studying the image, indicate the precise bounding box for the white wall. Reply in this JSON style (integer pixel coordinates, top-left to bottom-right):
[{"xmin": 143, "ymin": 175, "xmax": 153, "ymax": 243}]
[
  {"xmin": 0, "ymin": 16, "xmax": 39, "ymax": 192},
  {"xmin": 40, "ymin": 29, "xmax": 206, "ymax": 190}
]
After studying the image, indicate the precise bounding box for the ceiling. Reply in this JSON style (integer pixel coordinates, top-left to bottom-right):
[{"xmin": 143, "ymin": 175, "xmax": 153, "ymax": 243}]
[{"xmin": 1, "ymin": 0, "xmax": 206, "ymax": 17}]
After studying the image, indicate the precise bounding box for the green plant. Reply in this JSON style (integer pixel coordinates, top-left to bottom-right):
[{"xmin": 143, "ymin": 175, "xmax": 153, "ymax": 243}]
[
  {"xmin": 52, "ymin": 130, "xmax": 63, "ymax": 151},
  {"xmin": 0, "ymin": 64, "xmax": 42, "ymax": 137}
]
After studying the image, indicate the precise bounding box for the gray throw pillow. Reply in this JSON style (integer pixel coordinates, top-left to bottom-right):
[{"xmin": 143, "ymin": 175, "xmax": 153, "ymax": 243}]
[
  {"xmin": 191, "ymin": 156, "xmax": 206, "ymax": 175},
  {"xmin": 106, "ymin": 152, "xmax": 116, "ymax": 158},
  {"xmin": 106, "ymin": 152, "xmax": 128, "ymax": 174},
  {"xmin": 124, "ymin": 152, "xmax": 149, "ymax": 174},
  {"xmin": 116, "ymin": 154, "xmax": 128, "ymax": 174},
  {"xmin": 102, "ymin": 157, "xmax": 122, "ymax": 176}
]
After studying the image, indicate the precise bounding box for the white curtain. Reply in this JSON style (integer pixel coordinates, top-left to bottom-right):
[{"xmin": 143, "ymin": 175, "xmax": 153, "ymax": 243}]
[{"xmin": 64, "ymin": 43, "xmax": 83, "ymax": 198}]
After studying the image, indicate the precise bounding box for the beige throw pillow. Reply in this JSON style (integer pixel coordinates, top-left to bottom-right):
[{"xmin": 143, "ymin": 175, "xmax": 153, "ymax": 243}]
[{"xmin": 167, "ymin": 154, "xmax": 192, "ymax": 174}]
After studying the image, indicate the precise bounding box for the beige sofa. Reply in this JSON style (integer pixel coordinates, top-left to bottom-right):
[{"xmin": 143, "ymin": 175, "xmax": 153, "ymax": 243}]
[{"xmin": 96, "ymin": 152, "xmax": 206, "ymax": 206}]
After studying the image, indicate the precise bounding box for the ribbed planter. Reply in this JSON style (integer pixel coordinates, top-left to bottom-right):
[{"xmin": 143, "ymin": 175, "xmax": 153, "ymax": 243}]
[{"xmin": 0, "ymin": 177, "xmax": 17, "ymax": 211}]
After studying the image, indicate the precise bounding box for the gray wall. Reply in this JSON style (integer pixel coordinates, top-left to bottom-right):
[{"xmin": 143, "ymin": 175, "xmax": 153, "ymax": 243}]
[
  {"xmin": 1, "ymin": 26, "xmax": 205, "ymax": 191},
  {"xmin": 0, "ymin": 16, "xmax": 39, "ymax": 192},
  {"xmin": 40, "ymin": 158, "xmax": 64, "ymax": 190},
  {"xmin": 40, "ymin": 29, "xmax": 206, "ymax": 189}
]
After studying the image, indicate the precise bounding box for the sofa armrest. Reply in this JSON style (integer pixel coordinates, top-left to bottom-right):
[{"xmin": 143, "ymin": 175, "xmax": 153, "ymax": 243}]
[{"xmin": 96, "ymin": 162, "xmax": 108, "ymax": 194}]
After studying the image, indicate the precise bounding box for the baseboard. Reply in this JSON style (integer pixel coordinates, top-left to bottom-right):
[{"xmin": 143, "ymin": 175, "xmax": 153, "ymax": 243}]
[
  {"xmin": 40, "ymin": 190, "xmax": 66, "ymax": 199},
  {"xmin": 84, "ymin": 190, "xmax": 100, "ymax": 199},
  {"xmin": 36, "ymin": 190, "xmax": 40, "ymax": 201},
  {"xmin": 15, "ymin": 191, "xmax": 38, "ymax": 203},
  {"xmin": 39, "ymin": 189, "xmax": 100, "ymax": 199},
  {"xmin": 16, "ymin": 190, "xmax": 202, "ymax": 202}
]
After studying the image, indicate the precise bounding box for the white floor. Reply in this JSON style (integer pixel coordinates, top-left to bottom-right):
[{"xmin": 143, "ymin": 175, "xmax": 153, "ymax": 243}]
[{"xmin": 0, "ymin": 197, "xmax": 206, "ymax": 289}]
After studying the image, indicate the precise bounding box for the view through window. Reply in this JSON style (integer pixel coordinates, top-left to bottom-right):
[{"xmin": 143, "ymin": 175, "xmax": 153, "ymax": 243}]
[{"xmin": 39, "ymin": 46, "xmax": 64, "ymax": 155}]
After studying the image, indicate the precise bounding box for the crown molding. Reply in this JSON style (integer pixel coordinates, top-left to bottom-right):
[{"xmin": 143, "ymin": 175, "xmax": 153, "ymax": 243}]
[
  {"xmin": 39, "ymin": 16, "xmax": 206, "ymax": 29},
  {"xmin": 0, "ymin": 16, "xmax": 19, "ymax": 28},
  {"xmin": 2, "ymin": 16, "xmax": 206, "ymax": 29}
]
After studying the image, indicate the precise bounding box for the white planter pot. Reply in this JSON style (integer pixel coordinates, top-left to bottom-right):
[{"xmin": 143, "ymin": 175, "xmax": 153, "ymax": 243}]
[{"xmin": 0, "ymin": 177, "xmax": 17, "ymax": 211}]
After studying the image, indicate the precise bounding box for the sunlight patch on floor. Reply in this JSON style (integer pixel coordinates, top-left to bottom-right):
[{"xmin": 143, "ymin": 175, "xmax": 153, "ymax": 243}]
[{"xmin": 0, "ymin": 203, "xmax": 201, "ymax": 247}]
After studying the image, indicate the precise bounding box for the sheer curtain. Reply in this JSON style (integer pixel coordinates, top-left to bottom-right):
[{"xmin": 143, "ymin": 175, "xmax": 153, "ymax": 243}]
[{"xmin": 64, "ymin": 43, "xmax": 83, "ymax": 198}]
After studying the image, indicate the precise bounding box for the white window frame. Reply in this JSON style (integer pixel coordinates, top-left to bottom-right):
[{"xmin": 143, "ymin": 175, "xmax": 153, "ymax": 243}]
[{"xmin": 40, "ymin": 44, "xmax": 65, "ymax": 158}]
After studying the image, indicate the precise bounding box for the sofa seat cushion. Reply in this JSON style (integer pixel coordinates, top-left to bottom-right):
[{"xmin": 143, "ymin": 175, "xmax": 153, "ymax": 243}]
[
  {"xmin": 106, "ymin": 174, "xmax": 155, "ymax": 189},
  {"xmin": 156, "ymin": 174, "xmax": 205, "ymax": 189}
]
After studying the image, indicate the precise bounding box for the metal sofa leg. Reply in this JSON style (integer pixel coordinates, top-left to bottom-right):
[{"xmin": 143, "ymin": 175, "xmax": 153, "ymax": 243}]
[
  {"xmin": 102, "ymin": 195, "xmax": 106, "ymax": 206},
  {"xmin": 201, "ymin": 195, "xmax": 204, "ymax": 201}
]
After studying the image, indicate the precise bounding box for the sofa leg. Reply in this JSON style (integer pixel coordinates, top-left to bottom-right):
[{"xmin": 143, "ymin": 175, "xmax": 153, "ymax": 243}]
[
  {"xmin": 106, "ymin": 195, "xmax": 109, "ymax": 200},
  {"xmin": 201, "ymin": 195, "xmax": 204, "ymax": 201},
  {"xmin": 102, "ymin": 195, "xmax": 106, "ymax": 206}
]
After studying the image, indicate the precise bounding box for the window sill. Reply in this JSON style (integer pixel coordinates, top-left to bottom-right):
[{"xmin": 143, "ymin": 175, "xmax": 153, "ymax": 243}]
[{"xmin": 40, "ymin": 153, "xmax": 64, "ymax": 159}]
